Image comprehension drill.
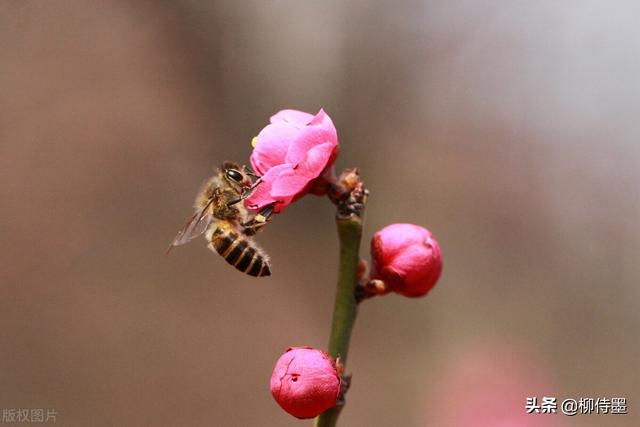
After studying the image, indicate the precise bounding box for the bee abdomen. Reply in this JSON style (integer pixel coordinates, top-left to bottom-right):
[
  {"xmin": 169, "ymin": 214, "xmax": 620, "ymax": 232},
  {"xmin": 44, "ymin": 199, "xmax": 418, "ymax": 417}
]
[
  {"xmin": 211, "ymin": 228, "xmax": 271, "ymax": 277},
  {"xmin": 246, "ymin": 253, "xmax": 270, "ymax": 277}
]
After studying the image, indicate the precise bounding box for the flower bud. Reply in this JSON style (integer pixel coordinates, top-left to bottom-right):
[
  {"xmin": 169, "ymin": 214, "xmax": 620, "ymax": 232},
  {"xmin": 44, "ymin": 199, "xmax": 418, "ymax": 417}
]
[
  {"xmin": 270, "ymin": 347, "xmax": 340, "ymax": 419},
  {"xmin": 370, "ymin": 223, "xmax": 442, "ymax": 297}
]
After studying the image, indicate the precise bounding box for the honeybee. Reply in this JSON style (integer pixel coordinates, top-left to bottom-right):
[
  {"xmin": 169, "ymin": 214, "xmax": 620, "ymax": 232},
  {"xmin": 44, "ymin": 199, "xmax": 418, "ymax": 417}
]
[{"xmin": 167, "ymin": 161, "xmax": 274, "ymax": 277}]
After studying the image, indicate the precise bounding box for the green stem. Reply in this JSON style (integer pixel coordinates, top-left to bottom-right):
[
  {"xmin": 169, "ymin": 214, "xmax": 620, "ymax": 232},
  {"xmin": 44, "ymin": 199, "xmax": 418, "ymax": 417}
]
[{"xmin": 314, "ymin": 214, "xmax": 363, "ymax": 427}]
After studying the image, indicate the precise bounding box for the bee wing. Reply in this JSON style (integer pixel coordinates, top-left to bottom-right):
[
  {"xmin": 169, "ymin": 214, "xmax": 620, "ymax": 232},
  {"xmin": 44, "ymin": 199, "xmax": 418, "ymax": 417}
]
[{"xmin": 166, "ymin": 205, "xmax": 214, "ymax": 254}]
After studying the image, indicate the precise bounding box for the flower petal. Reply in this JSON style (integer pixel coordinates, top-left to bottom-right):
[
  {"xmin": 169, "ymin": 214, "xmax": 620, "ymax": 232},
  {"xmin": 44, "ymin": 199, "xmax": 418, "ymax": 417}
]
[
  {"xmin": 269, "ymin": 169, "xmax": 310, "ymax": 199},
  {"xmin": 271, "ymin": 143, "xmax": 335, "ymax": 198},
  {"xmin": 307, "ymin": 108, "xmax": 328, "ymax": 126},
  {"xmin": 251, "ymin": 122, "xmax": 300, "ymax": 174},
  {"xmin": 285, "ymin": 111, "xmax": 338, "ymax": 166},
  {"xmin": 244, "ymin": 164, "xmax": 294, "ymax": 213},
  {"xmin": 373, "ymin": 224, "xmax": 432, "ymax": 260},
  {"xmin": 270, "ymin": 109, "xmax": 315, "ymax": 127},
  {"xmin": 301, "ymin": 142, "xmax": 337, "ymax": 177}
]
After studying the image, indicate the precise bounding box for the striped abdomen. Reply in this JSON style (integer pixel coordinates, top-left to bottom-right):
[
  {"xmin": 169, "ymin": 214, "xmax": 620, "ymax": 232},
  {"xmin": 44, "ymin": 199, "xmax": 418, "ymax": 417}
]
[{"xmin": 208, "ymin": 226, "xmax": 271, "ymax": 277}]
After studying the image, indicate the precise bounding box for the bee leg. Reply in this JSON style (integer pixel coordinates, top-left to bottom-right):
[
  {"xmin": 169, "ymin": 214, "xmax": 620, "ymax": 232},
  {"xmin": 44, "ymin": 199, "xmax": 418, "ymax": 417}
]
[
  {"xmin": 227, "ymin": 189, "xmax": 255, "ymax": 207},
  {"xmin": 226, "ymin": 177, "xmax": 266, "ymax": 208},
  {"xmin": 238, "ymin": 186, "xmax": 256, "ymax": 201},
  {"xmin": 241, "ymin": 203, "xmax": 275, "ymax": 235},
  {"xmin": 243, "ymin": 176, "xmax": 264, "ymax": 195},
  {"xmin": 226, "ymin": 196, "xmax": 243, "ymax": 207},
  {"xmin": 242, "ymin": 165, "xmax": 265, "ymax": 195},
  {"xmin": 252, "ymin": 203, "xmax": 275, "ymax": 225}
]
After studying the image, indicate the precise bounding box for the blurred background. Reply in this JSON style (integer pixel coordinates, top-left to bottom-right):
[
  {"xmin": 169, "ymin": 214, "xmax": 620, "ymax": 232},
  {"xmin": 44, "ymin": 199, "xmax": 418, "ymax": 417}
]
[{"xmin": 1, "ymin": 1, "xmax": 639, "ymax": 426}]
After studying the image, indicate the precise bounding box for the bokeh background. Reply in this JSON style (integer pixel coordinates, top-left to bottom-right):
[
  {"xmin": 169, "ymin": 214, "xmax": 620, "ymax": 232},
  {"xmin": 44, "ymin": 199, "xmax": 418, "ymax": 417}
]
[{"xmin": 1, "ymin": 1, "xmax": 639, "ymax": 426}]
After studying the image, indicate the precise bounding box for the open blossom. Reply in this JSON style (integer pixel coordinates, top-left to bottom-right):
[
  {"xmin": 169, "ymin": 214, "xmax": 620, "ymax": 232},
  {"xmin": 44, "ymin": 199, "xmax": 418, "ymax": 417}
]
[
  {"xmin": 270, "ymin": 347, "xmax": 340, "ymax": 419},
  {"xmin": 370, "ymin": 223, "xmax": 442, "ymax": 297},
  {"xmin": 245, "ymin": 109, "xmax": 339, "ymax": 213}
]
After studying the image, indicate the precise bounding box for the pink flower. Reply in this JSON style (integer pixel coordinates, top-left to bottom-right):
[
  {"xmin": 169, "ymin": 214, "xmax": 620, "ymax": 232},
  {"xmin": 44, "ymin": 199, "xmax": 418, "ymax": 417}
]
[
  {"xmin": 425, "ymin": 341, "xmax": 562, "ymax": 427},
  {"xmin": 245, "ymin": 109, "xmax": 339, "ymax": 213},
  {"xmin": 270, "ymin": 347, "xmax": 340, "ymax": 419},
  {"xmin": 370, "ymin": 223, "xmax": 442, "ymax": 297}
]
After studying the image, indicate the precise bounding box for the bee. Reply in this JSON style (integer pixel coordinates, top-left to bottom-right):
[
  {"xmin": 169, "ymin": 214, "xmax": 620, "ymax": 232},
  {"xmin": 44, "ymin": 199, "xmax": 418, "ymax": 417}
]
[{"xmin": 167, "ymin": 161, "xmax": 275, "ymax": 277}]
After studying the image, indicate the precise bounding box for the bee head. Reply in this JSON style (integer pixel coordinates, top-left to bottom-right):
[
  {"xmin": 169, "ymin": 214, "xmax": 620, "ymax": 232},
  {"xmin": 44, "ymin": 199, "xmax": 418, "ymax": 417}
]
[{"xmin": 222, "ymin": 161, "xmax": 250, "ymax": 189}]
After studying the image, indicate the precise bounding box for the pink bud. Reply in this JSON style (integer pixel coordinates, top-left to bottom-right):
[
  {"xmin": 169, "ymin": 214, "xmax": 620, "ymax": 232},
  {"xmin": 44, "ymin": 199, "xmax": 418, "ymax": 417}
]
[
  {"xmin": 245, "ymin": 109, "xmax": 339, "ymax": 213},
  {"xmin": 270, "ymin": 347, "xmax": 340, "ymax": 419},
  {"xmin": 370, "ymin": 223, "xmax": 442, "ymax": 297}
]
